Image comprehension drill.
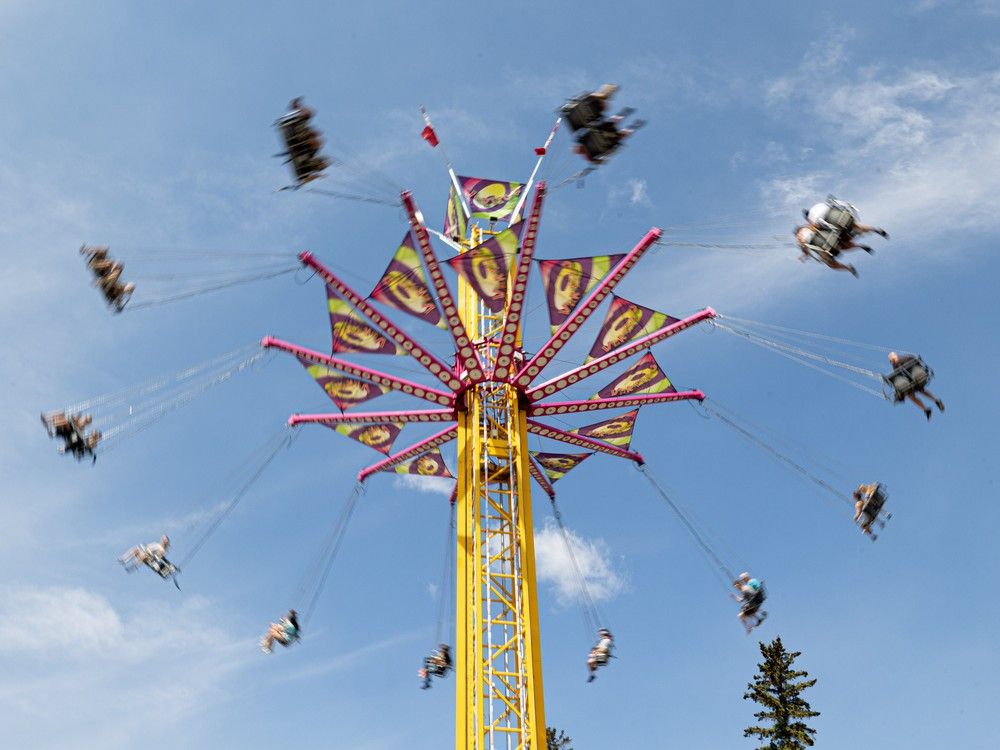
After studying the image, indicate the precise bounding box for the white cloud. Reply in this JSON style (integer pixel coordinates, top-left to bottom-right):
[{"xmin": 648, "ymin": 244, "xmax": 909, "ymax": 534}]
[
  {"xmin": 0, "ymin": 586, "xmax": 252, "ymax": 749},
  {"xmin": 0, "ymin": 586, "xmax": 123, "ymax": 655},
  {"xmin": 761, "ymin": 43, "xmax": 1000, "ymax": 250},
  {"xmin": 606, "ymin": 177, "xmax": 653, "ymax": 211},
  {"xmin": 392, "ymin": 474, "xmax": 455, "ymax": 497},
  {"xmin": 629, "ymin": 178, "xmax": 651, "ymax": 207},
  {"xmin": 533, "ymin": 519, "xmax": 625, "ymax": 606}
]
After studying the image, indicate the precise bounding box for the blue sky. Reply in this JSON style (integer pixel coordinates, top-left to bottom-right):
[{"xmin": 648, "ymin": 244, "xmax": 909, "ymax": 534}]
[{"xmin": 2, "ymin": 1, "xmax": 999, "ymax": 748}]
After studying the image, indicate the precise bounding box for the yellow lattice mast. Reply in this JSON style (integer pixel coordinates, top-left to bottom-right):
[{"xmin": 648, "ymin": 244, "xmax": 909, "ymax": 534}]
[
  {"xmin": 291, "ymin": 178, "xmax": 706, "ymax": 749},
  {"xmin": 455, "ymin": 223, "xmax": 546, "ymax": 750}
]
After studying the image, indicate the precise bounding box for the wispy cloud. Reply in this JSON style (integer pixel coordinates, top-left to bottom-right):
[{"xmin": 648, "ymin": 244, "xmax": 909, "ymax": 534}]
[
  {"xmin": 534, "ymin": 519, "xmax": 626, "ymax": 606},
  {"xmin": 0, "ymin": 586, "xmax": 124, "ymax": 655},
  {"xmin": 762, "ymin": 44, "xmax": 1000, "ymax": 246},
  {"xmin": 0, "ymin": 586, "xmax": 253, "ymax": 749},
  {"xmin": 392, "ymin": 474, "xmax": 455, "ymax": 497},
  {"xmin": 912, "ymin": 0, "xmax": 1000, "ymax": 14},
  {"xmin": 278, "ymin": 628, "xmax": 425, "ymax": 683},
  {"xmin": 628, "ymin": 178, "xmax": 652, "ymax": 207}
]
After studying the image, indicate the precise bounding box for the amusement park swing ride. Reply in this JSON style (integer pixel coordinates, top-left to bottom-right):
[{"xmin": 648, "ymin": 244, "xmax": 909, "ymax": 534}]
[{"xmin": 41, "ymin": 89, "xmax": 940, "ymax": 750}]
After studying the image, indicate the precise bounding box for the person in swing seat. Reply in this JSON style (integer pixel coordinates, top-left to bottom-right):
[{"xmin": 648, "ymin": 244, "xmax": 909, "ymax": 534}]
[
  {"xmin": 886, "ymin": 352, "xmax": 944, "ymax": 420},
  {"xmin": 119, "ymin": 535, "xmax": 171, "ymax": 572},
  {"xmin": 587, "ymin": 628, "xmax": 614, "ymax": 682},
  {"xmin": 733, "ymin": 573, "xmax": 767, "ymax": 634},
  {"xmin": 419, "ymin": 643, "xmax": 452, "ymax": 689},
  {"xmin": 261, "ymin": 609, "xmax": 300, "ymax": 653}
]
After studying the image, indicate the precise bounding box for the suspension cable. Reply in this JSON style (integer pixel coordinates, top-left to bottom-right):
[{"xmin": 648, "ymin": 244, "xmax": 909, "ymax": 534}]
[
  {"xmin": 55, "ymin": 344, "xmax": 261, "ymax": 416},
  {"xmin": 98, "ymin": 348, "xmax": 271, "ymax": 450},
  {"xmin": 699, "ymin": 400, "xmax": 855, "ymax": 509},
  {"xmin": 435, "ymin": 502, "xmax": 457, "ymax": 645},
  {"xmin": 298, "ymin": 482, "xmax": 364, "ymax": 627},
  {"xmin": 713, "ymin": 320, "xmax": 885, "ymax": 381},
  {"xmin": 636, "ymin": 463, "xmax": 736, "ymax": 588},
  {"xmin": 716, "ymin": 314, "xmax": 900, "ymax": 353},
  {"xmin": 123, "ymin": 266, "xmax": 298, "ymax": 311},
  {"xmin": 177, "ymin": 426, "xmax": 298, "ymax": 568},
  {"xmin": 303, "ymin": 187, "xmax": 402, "ymax": 207},
  {"xmin": 656, "ymin": 240, "xmax": 789, "ymax": 251},
  {"xmin": 549, "ymin": 499, "xmax": 603, "ymax": 634},
  {"xmin": 711, "ymin": 320, "xmax": 889, "ymax": 400}
]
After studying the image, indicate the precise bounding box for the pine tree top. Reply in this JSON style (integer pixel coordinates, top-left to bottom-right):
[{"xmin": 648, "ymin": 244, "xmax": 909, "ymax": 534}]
[{"xmin": 743, "ymin": 637, "xmax": 820, "ymax": 749}]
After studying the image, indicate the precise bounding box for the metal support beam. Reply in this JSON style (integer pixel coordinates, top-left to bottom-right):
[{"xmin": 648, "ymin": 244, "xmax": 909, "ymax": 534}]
[
  {"xmin": 263, "ymin": 336, "xmax": 455, "ymax": 408},
  {"xmin": 289, "ymin": 408, "xmax": 456, "ymax": 427},
  {"xmin": 298, "ymin": 251, "xmax": 463, "ymax": 392},
  {"xmin": 357, "ymin": 424, "xmax": 458, "ymax": 481},
  {"xmin": 526, "ymin": 419, "xmax": 645, "ymax": 463},
  {"xmin": 527, "ymin": 457, "xmax": 556, "ymax": 500},
  {"xmin": 525, "ymin": 308, "xmax": 717, "ymax": 402},
  {"xmin": 400, "ymin": 191, "xmax": 484, "ymax": 383},
  {"xmin": 493, "ymin": 183, "xmax": 546, "ymax": 382},
  {"xmin": 528, "ymin": 390, "xmax": 705, "ymax": 416},
  {"xmin": 512, "ymin": 227, "xmax": 662, "ymax": 388}
]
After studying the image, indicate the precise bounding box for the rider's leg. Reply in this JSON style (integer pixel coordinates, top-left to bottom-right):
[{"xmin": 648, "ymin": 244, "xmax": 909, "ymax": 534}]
[
  {"xmin": 922, "ymin": 388, "xmax": 945, "ymax": 411},
  {"xmin": 907, "ymin": 392, "xmax": 932, "ymax": 419},
  {"xmin": 827, "ymin": 259, "xmax": 859, "ymax": 277}
]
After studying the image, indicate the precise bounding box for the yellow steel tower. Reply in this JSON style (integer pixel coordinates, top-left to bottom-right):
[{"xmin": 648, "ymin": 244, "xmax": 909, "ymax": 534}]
[{"xmin": 455, "ymin": 225, "xmax": 546, "ymax": 750}]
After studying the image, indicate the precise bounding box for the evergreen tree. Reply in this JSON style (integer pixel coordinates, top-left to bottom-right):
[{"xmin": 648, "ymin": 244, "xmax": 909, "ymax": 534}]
[
  {"xmin": 743, "ymin": 637, "xmax": 820, "ymax": 749},
  {"xmin": 546, "ymin": 726, "xmax": 573, "ymax": 750}
]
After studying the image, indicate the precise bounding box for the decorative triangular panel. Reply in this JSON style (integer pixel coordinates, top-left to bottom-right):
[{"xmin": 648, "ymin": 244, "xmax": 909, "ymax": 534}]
[
  {"xmin": 530, "ymin": 451, "xmax": 592, "ymax": 482},
  {"xmin": 587, "ymin": 296, "xmax": 680, "ymax": 362},
  {"xmin": 328, "ymin": 289, "xmax": 406, "ymax": 355},
  {"xmin": 389, "ymin": 447, "xmax": 455, "ymax": 478},
  {"xmin": 570, "ymin": 409, "xmax": 639, "ymax": 449},
  {"xmin": 590, "ymin": 352, "xmax": 675, "ymax": 399},
  {"xmin": 370, "ymin": 233, "xmax": 446, "ymax": 329},
  {"xmin": 330, "ymin": 421, "xmax": 404, "ymax": 455},
  {"xmin": 446, "ymin": 222, "xmax": 525, "ymax": 312},
  {"xmin": 297, "ymin": 357, "xmax": 390, "ymax": 411},
  {"xmin": 538, "ymin": 254, "xmax": 625, "ymax": 333}
]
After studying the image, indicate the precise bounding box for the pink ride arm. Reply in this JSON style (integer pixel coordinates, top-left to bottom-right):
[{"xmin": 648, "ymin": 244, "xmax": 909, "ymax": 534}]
[
  {"xmin": 527, "ymin": 457, "xmax": 556, "ymax": 500},
  {"xmin": 528, "ymin": 390, "xmax": 705, "ymax": 416},
  {"xmin": 492, "ymin": 183, "xmax": 546, "ymax": 381},
  {"xmin": 357, "ymin": 424, "xmax": 458, "ymax": 482},
  {"xmin": 513, "ymin": 227, "xmax": 662, "ymax": 388},
  {"xmin": 289, "ymin": 408, "xmax": 456, "ymax": 427},
  {"xmin": 526, "ymin": 419, "xmax": 645, "ymax": 463},
  {"xmin": 298, "ymin": 252, "xmax": 462, "ymax": 392},
  {"xmin": 525, "ymin": 308, "xmax": 716, "ymax": 402},
  {"xmin": 400, "ymin": 191, "xmax": 484, "ymax": 384},
  {"xmin": 262, "ymin": 336, "xmax": 454, "ymax": 407}
]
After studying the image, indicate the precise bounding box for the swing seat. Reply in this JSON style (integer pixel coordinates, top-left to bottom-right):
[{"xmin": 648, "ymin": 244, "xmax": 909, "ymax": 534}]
[
  {"xmin": 145, "ymin": 554, "xmax": 179, "ymax": 580},
  {"xmin": 741, "ymin": 584, "xmax": 767, "ymax": 614},
  {"xmin": 576, "ymin": 125, "xmax": 623, "ymax": 162},
  {"xmin": 561, "ymin": 94, "xmax": 604, "ymax": 132},
  {"xmin": 427, "ymin": 662, "xmax": 450, "ymax": 677},
  {"xmin": 858, "ymin": 485, "xmax": 889, "ymax": 538},
  {"xmin": 275, "ymin": 109, "xmax": 311, "ymax": 133},
  {"xmin": 885, "ymin": 358, "xmax": 932, "ymax": 401},
  {"xmin": 111, "ymin": 285, "xmax": 135, "ymax": 313},
  {"xmin": 824, "ymin": 205, "xmax": 855, "ymax": 233},
  {"xmin": 861, "ymin": 484, "xmax": 888, "ymax": 518},
  {"xmin": 808, "ymin": 228, "xmax": 845, "ymax": 259},
  {"xmin": 275, "ymin": 112, "xmax": 328, "ymax": 186}
]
